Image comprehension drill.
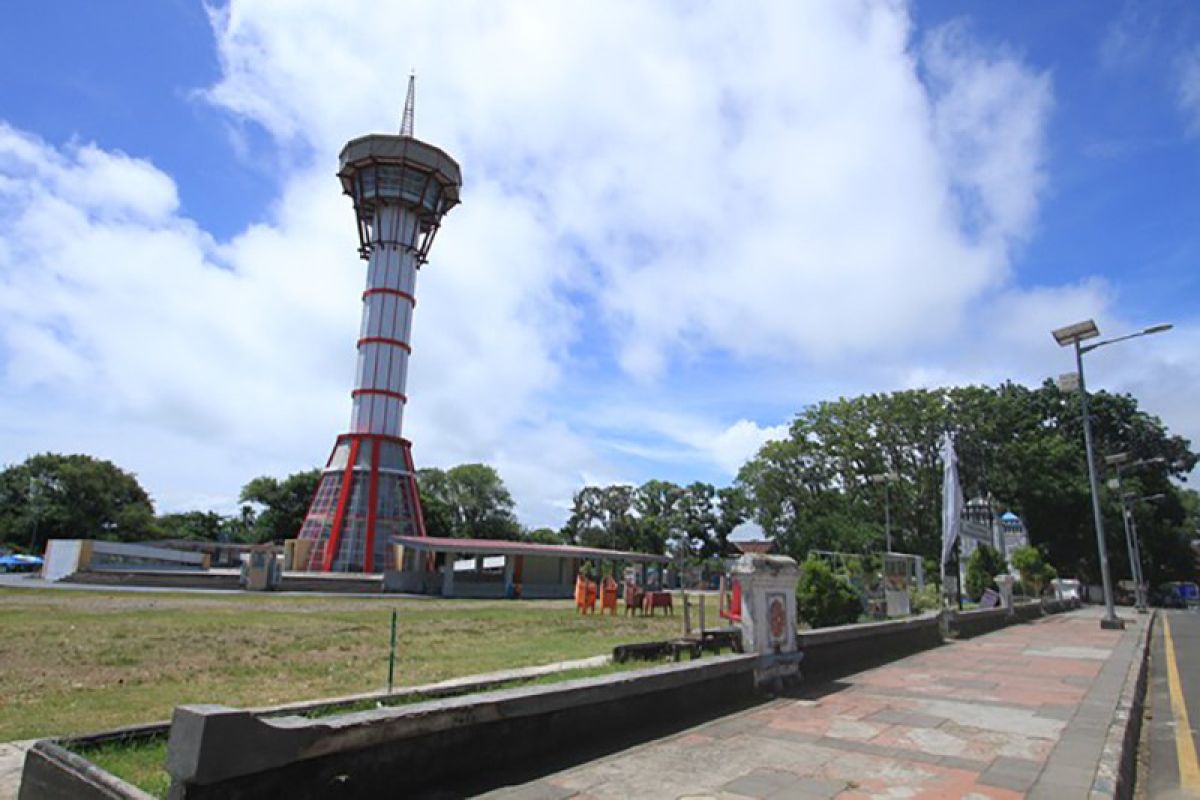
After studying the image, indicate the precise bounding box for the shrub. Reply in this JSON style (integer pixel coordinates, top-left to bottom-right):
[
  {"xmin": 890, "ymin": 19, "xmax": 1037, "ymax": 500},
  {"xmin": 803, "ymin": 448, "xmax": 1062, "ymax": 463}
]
[
  {"xmin": 796, "ymin": 556, "xmax": 863, "ymax": 628},
  {"xmin": 1010, "ymin": 545, "xmax": 1055, "ymax": 597},
  {"xmin": 908, "ymin": 583, "xmax": 941, "ymax": 613},
  {"xmin": 965, "ymin": 544, "xmax": 1006, "ymax": 602}
]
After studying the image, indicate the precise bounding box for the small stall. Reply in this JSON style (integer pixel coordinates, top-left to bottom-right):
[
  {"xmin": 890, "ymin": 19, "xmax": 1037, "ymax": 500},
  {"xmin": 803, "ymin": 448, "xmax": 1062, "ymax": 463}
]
[{"xmin": 384, "ymin": 536, "xmax": 670, "ymax": 599}]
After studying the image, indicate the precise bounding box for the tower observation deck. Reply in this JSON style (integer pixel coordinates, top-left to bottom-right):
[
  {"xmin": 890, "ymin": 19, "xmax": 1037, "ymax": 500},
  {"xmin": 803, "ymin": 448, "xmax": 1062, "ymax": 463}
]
[{"xmin": 297, "ymin": 79, "xmax": 462, "ymax": 572}]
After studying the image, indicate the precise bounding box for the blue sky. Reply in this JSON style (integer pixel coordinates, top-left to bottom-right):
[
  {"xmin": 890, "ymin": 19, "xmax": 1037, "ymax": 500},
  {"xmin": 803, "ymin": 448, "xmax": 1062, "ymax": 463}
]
[{"xmin": 1, "ymin": 1, "xmax": 1197, "ymax": 527}]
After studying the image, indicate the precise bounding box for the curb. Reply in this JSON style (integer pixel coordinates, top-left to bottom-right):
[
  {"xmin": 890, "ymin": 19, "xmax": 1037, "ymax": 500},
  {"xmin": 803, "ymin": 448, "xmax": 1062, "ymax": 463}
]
[{"xmin": 1090, "ymin": 611, "xmax": 1155, "ymax": 799}]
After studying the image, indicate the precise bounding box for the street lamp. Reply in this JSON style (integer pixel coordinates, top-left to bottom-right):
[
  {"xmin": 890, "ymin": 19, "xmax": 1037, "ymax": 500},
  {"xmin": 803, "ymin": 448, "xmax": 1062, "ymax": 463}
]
[
  {"xmin": 869, "ymin": 472, "xmax": 899, "ymax": 552},
  {"xmin": 1052, "ymin": 319, "xmax": 1172, "ymax": 630},
  {"xmin": 1123, "ymin": 491, "xmax": 1166, "ymax": 612},
  {"xmin": 1105, "ymin": 454, "xmax": 1165, "ymax": 614}
]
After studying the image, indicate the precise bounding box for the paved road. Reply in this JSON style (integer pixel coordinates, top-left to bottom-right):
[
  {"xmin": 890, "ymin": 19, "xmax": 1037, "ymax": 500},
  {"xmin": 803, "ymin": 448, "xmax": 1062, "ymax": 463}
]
[
  {"xmin": 476, "ymin": 608, "xmax": 1145, "ymax": 799},
  {"xmin": 1144, "ymin": 608, "xmax": 1200, "ymax": 798}
]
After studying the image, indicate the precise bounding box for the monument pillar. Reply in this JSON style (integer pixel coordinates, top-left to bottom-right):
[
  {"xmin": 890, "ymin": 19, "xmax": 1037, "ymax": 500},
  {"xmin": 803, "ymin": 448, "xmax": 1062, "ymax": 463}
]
[
  {"xmin": 732, "ymin": 554, "xmax": 803, "ymax": 689},
  {"xmin": 995, "ymin": 573, "xmax": 1015, "ymax": 617}
]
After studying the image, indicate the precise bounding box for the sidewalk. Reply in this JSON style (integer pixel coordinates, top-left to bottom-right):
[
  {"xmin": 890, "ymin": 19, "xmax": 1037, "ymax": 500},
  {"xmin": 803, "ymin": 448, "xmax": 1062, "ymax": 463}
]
[{"xmin": 483, "ymin": 607, "xmax": 1146, "ymax": 799}]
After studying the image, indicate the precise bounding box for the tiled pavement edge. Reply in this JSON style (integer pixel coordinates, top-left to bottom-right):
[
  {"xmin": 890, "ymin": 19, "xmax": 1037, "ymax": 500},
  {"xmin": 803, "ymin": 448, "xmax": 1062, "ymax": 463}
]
[
  {"xmin": 1082, "ymin": 610, "xmax": 1154, "ymax": 799},
  {"xmin": 481, "ymin": 607, "xmax": 1152, "ymax": 799}
]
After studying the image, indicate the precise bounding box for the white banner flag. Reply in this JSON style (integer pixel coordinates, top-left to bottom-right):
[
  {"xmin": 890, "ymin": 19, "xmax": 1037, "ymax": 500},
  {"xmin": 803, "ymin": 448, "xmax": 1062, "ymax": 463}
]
[{"xmin": 940, "ymin": 432, "xmax": 964, "ymax": 575}]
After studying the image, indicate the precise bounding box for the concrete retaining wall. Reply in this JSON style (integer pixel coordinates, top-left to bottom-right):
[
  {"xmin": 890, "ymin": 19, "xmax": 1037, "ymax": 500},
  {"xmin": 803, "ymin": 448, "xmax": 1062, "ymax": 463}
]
[
  {"xmin": 163, "ymin": 654, "xmax": 758, "ymax": 799},
  {"xmin": 20, "ymin": 740, "xmax": 158, "ymax": 800},
  {"xmin": 950, "ymin": 598, "xmax": 1081, "ymax": 639},
  {"xmin": 797, "ymin": 613, "xmax": 944, "ymax": 680}
]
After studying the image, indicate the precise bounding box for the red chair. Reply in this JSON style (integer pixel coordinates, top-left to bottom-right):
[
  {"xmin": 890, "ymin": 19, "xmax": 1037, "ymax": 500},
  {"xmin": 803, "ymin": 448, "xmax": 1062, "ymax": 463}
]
[
  {"xmin": 575, "ymin": 574, "xmax": 595, "ymax": 614},
  {"xmin": 719, "ymin": 576, "xmax": 742, "ymax": 623},
  {"xmin": 623, "ymin": 581, "xmax": 645, "ymax": 616},
  {"xmin": 642, "ymin": 591, "xmax": 674, "ymax": 616},
  {"xmin": 599, "ymin": 576, "xmax": 619, "ymax": 615}
]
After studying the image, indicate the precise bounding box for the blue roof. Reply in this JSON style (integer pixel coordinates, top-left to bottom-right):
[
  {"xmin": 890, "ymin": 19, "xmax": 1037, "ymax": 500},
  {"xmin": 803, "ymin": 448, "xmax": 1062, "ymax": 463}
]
[{"xmin": 1001, "ymin": 511, "xmax": 1020, "ymax": 522}]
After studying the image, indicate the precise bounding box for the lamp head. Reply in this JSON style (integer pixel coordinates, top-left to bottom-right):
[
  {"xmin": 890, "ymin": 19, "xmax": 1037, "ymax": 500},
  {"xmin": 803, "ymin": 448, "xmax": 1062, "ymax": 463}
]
[{"xmin": 1052, "ymin": 319, "xmax": 1100, "ymax": 347}]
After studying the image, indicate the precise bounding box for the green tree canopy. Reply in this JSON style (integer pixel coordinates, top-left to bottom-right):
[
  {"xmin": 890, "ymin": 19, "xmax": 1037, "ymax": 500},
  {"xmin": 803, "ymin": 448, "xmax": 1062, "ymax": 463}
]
[
  {"xmin": 561, "ymin": 480, "xmax": 744, "ymax": 556},
  {"xmin": 736, "ymin": 382, "xmax": 1198, "ymax": 586},
  {"xmin": 155, "ymin": 508, "xmax": 255, "ymax": 543},
  {"xmin": 0, "ymin": 453, "xmax": 156, "ymax": 549},
  {"xmin": 965, "ymin": 544, "xmax": 1006, "ymax": 602},
  {"xmin": 239, "ymin": 469, "xmax": 321, "ymax": 544},
  {"xmin": 416, "ymin": 464, "xmax": 521, "ymax": 539}
]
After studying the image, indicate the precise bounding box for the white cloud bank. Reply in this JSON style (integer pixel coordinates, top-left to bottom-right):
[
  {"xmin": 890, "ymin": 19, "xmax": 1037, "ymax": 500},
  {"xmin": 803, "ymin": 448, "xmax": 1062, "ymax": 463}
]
[{"xmin": 2, "ymin": 1, "xmax": 1196, "ymax": 527}]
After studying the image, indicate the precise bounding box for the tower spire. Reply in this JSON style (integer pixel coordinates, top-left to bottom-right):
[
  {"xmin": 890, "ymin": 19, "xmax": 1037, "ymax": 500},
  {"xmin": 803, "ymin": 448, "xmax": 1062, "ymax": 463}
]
[{"xmin": 400, "ymin": 72, "xmax": 415, "ymax": 137}]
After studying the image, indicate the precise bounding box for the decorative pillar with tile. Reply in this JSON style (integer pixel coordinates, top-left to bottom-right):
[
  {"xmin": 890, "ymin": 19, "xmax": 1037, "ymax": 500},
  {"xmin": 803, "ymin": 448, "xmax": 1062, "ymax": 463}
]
[
  {"xmin": 995, "ymin": 574, "xmax": 1015, "ymax": 616},
  {"xmin": 732, "ymin": 553, "xmax": 803, "ymax": 687}
]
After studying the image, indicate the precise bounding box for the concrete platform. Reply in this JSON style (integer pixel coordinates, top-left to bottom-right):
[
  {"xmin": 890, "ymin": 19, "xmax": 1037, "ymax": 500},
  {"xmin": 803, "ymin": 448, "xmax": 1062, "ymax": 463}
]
[{"xmin": 478, "ymin": 607, "xmax": 1148, "ymax": 799}]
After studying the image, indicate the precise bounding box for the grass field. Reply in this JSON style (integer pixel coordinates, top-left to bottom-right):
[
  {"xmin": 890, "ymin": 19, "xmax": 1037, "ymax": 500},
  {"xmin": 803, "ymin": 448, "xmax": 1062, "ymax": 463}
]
[{"xmin": 0, "ymin": 586, "xmax": 720, "ymax": 742}]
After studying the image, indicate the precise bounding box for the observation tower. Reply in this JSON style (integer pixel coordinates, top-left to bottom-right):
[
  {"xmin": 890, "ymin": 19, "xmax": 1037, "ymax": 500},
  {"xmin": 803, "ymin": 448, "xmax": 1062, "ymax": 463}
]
[{"xmin": 297, "ymin": 78, "xmax": 461, "ymax": 572}]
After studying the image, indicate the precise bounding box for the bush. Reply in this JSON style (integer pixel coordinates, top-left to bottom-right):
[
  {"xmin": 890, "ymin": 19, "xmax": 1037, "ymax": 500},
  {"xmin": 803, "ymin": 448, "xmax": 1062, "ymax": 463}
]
[
  {"xmin": 908, "ymin": 583, "xmax": 941, "ymax": 613},
  {"xmin": 1010, "ymin": 545, "xmax": 1055, "ymax": 597},
  {"xmin": 796, "ymin": 556, "xmax": 863, "ymax": 628},
  {"xmin": 965, "ymin": 544, "xmax": 1006, "ymax": 602}
]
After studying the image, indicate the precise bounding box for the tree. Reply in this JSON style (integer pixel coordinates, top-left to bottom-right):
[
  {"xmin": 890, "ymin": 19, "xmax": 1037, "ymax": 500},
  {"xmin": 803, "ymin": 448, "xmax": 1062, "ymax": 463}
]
[
  {"xmin": 563, "ymin": 484, "xmax": 643, "ymax": 551},
  {"xmin": 0, "ymin": 453, "xmax": 156, "ymax": 549},
  {"xmin": 415, "ymin": 464, "xmax": 521, "ymax": 539},
  {"xmin": 1010, "ymin": 545, "xmax": 1056, "ymax": 597},
  {"xmin": 965, "ymin": 544, "xmax": 1006, "ymax": 602},
  {"xmin": 156, "ymin": 511, "xmax": 226, "ymax": 542},
  {"xmin": 239, "ymin": 469, "xmax": 321, "ymax": 543},
  {"xmin": 523, "ymin": 527, "xmax": 566, "ymax": 545},
  {"xmin": 714, "ymin": 486, "xmax": 749, "ymax": 557},
  {"xmin": 796, "ymin": 556, "xmax": 862, "ymax": 628},
  {"xmin": 633, "ymin": 480, "xmax": 683, "ymax": 554},
  {"xmin": 736, "ymin": 382, "xmax": 1197, "ymax": 586},
  {"xmin": 155, "ymin": 509, "xmax": 255, "ymax": 543},
  {"xmin": 416, "ymin": 468, "xmax": 455, "ymax": 536}
]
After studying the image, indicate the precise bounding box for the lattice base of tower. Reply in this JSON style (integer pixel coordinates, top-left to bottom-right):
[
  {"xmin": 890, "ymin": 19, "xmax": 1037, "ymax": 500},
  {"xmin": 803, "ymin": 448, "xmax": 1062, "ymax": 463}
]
[{"xmin": 296, "ymin": 433, "xmax": 427, "ymax": 573}]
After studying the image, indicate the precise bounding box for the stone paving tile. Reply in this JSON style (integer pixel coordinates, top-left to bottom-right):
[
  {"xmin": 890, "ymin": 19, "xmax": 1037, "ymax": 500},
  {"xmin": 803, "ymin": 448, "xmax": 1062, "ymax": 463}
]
[
  {"xmin": 864, "ymin": 708, "xmax": 945, "ymax": 728},
  {"xmin": 1034, "ymin": 704, "xmax": 1076, "ymax": 720},
  {"xmin": 764, "ymin": 777, "xmax": 848, "ymax": 799},
  {"xmin": 483, "ymin": 780, "xmax": 577, "ymax": 800},
  {"xmin": 0, "ymin": 741, "xmax": 34, "ymax": 800},
  {"xmin": 978, "ymin": 756, "xmax": 1043, "ymax": 793},
  {"xmin": 722, "ymin": 768, "xmax": 800, "ymax": 798},
  {"xmin": 482, "ymin": 609, "xmax": 1138, "ymax": 799}
]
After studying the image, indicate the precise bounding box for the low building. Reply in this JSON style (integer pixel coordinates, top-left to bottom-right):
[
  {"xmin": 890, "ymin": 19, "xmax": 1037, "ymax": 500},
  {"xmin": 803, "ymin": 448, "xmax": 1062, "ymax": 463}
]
[
  {"xmin": 385, "ymin": 536, "xmax": 670, "ymax": 599},
  {"xmin": 42, "ymin": 539, "xmax": 210, "ymax": 582}
]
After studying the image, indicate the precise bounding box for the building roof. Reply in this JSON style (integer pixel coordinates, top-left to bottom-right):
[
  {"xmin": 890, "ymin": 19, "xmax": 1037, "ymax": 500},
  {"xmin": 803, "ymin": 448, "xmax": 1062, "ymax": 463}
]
[{"xmin": 393, "ymin": 536, "xmax": 670, "ymax": 564}]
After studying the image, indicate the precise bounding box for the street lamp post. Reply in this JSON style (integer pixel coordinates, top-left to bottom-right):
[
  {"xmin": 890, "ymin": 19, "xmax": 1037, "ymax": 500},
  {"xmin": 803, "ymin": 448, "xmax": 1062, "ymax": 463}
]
[
  {"xmin": 1052, "ymin": 319, "xmax": 1172, "ymax": 631},
  {"xmin": 869, "ymin": 472, "xmax": 899, "ymax": 552},
  {"xmin": 1124, "ymin": 491, "xmax": 1165, "ymax": 612},
  {"xmin": 1105, "ymin": 453, "xmax": 1165, "ymax": 614}
]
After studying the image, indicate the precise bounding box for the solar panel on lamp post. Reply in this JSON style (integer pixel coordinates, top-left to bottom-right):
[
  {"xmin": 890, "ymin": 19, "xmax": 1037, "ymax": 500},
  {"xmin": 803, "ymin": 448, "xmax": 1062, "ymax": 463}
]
[{"xmin": 1052, "ymin": 319, "xmax": 1173, "ymax": 630}]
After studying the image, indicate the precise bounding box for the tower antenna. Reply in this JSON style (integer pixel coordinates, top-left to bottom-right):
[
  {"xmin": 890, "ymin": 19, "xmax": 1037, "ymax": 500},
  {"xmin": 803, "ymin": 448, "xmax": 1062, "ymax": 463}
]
[{"xmin": 400, "ymin": 72, "xmax": 416, "ymax": 136}]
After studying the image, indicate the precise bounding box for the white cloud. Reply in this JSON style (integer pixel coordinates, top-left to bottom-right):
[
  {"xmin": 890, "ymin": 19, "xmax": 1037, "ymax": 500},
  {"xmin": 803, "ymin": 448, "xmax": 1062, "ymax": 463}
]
[
  {"xmin": 3, "ymin": 1, "xmax": 1195, "ymax": 530},
  {"xmin": 1179, "ymin": 46, "xmax": 1200, "ymax": 134}
]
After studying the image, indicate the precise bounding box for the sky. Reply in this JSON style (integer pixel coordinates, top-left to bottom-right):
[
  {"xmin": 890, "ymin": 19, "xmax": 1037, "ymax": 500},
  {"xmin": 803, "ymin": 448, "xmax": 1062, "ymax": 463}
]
[{"xmin": 1, "ymin": 1, "xmax": 1197, "ymax": 529}]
